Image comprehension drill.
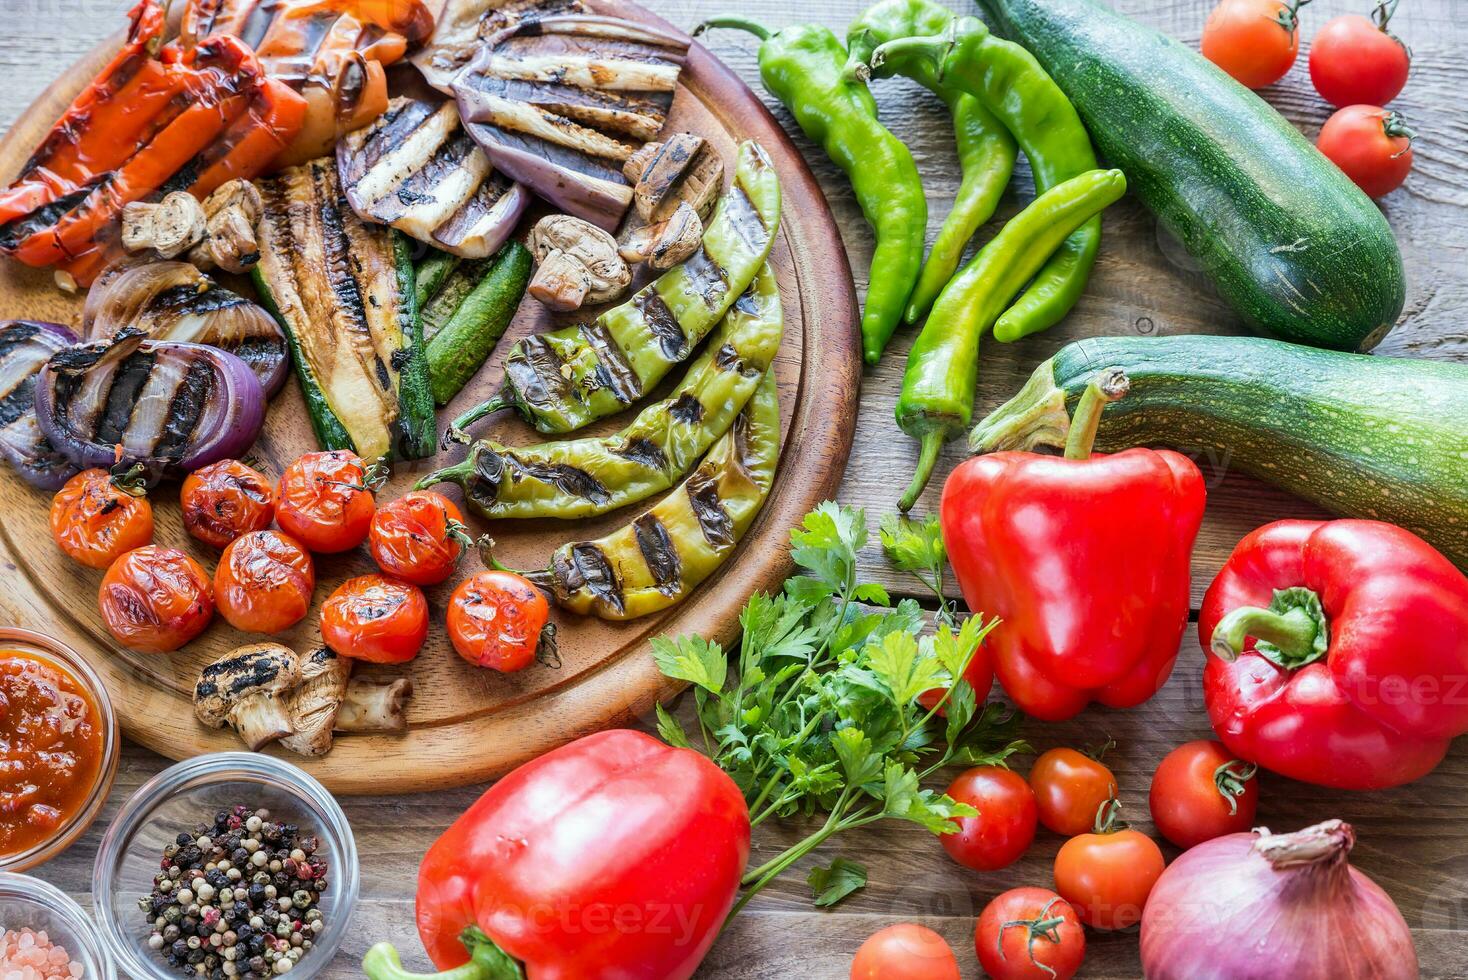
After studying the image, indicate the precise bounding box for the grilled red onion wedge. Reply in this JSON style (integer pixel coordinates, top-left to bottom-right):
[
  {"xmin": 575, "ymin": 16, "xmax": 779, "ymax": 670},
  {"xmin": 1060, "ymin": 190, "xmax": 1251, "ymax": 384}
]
[{"xmin": 0, "ymin": 320, "xmax": 81, "ymax": 489}]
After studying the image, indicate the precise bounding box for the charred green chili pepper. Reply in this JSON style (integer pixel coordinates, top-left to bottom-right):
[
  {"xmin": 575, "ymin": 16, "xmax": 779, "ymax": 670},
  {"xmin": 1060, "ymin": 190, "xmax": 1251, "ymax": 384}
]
[
  {"xmin": 896, "ymin": 168, "xmax": 1127, "ymax": 511},
  {"xmin": 698, "ymin": 16, "xmax": 924, "ymax": 366},
  {"xmin": 843, "ymin": 0, "xmax": 1017, "ymax": 326},
  {"xmin": 446, "ymin": 141, "xmax": 781, "ymax": 442},
  {"xmin": 419, "ymin": 264, "xmax": 782, "ymax": 521},
  {"xmin": 871, "ymin": 16, "xmax": 1101, "ymax": 343}
]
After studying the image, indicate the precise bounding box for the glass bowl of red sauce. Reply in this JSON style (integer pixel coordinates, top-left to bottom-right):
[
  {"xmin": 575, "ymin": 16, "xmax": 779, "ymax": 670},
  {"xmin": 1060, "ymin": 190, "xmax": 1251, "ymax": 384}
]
[{"xmin": 0, "ymin": 628, "xmax": 118, "ymax": 872}]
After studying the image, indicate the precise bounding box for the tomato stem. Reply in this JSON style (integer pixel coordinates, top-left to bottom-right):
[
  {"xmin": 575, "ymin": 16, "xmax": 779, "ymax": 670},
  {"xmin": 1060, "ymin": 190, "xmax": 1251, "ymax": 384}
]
[
  {"xmin": 997, "ymin": 896, "xmax": 1069, "ymax": 980},
  {"xmin": 1092, "ymin": 795, "xmax": 1127, "ymax": 834},
  {"xmin": 1213, "ymin": 759, "xmax": 1259, "ymax": 815}
]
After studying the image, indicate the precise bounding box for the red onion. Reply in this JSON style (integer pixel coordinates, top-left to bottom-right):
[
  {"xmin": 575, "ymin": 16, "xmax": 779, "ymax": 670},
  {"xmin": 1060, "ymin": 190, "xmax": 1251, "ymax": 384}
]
[
  {"xmin": 0, "ymin": 319, "xmax": 80, "ymax": 489},
  {"xmin": 1140, "ymin": 820, "xmax": 1418, "ymax": 980}
]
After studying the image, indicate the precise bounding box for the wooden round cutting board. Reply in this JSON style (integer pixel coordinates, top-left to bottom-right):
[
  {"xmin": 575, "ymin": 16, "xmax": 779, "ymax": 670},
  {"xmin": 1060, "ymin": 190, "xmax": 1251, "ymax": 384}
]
[{"xmin": 0, "ymin": 6, "xmax": 860, "ymax": 794}]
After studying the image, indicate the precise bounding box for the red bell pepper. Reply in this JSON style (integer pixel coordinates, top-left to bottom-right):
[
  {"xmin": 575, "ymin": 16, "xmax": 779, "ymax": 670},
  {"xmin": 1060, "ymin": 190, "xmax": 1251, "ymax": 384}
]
[
  {"xmin": 362, "ymin": 729, "xmax": 750, "ymax": 980},
  {"xmin": 941, "ymin": 368, "xmax": 1206, "ymax": 721},
  {"xmin": 1201, "ymin": 519, "xmax": 1468, "ymax": 790}
]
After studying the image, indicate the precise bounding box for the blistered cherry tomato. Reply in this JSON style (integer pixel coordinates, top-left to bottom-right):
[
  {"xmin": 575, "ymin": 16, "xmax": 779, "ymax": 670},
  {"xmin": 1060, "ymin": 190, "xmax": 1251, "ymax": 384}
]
[
  {"xmin": 447, "ymin": 570, "xmax": 550, "ymax": 672},
  {"xmin": 1053, "ymin": 802, "xmax": 1165, "ymax": 930},
  {"xmin": 1309, "ymin": 4, "xmax": 1411, "ymax": 108},
  {"xmin": 1029, "ymin": 747, "xmax": 1118, "ymax": 837},
  {"xmin": 941, "ymin": 766, "xmax": 1037, "ymax": 871},
  {"xmin": 99, "ymin": 546, "xmax": 213, "ymax": 652},
  {"xmin": 1317, "ymin": 104, "xmax": 1415, "ymax": 198},
  {"xmin": 976, "ymin": 887, "xmax": 1086, "ymax": 980},
  {"xmin": 1149, "ymin": 739, "xmax": 1259, "ymax": 850},
  {"xmin": 50, "ymin": 468, "xmax": 153, "ymax": 569},
  {"xmin": 320, "ymin": 574, "xmax": 428, "ymax": 664},
  {"xmin": 180, "ymin": 459, "xmax": 275, "ymax": 549},
  {"xmin": 214, "ymin": 531, "xmax": 316, "ymax": 635},
  {"xmin": 369, "ymin": 490, "xmax": 470, "ymax": 586},
  {"xmin": 1201, "ymin": 0, "xmax": 1305, "ymax": 88},
  {"xmin": 276, "ymin": 451, "xmax": 379, "ymax": 554},
  {"xmin": 850, "ymin": 924, "xmax": 960, "ymax": 980}
]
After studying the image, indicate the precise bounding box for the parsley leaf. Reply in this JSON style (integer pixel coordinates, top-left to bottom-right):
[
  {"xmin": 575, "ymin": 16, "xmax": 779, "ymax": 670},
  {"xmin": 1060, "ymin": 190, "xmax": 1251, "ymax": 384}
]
[
  {"xmin": 650, "ymin": 635, "xmax": 726, "ymax": 695},
  {"xmin": 807, "ymin": 858, "xmax": 868, "ymax": 908},
  {"xmin": 879, "ymin": 513, "xmax": 956, "ymax": 624}
]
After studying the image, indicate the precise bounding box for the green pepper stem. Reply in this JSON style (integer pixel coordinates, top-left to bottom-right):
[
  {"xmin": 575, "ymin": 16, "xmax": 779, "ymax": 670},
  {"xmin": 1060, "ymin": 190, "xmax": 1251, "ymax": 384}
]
[
  {"xmin": 1210, "ymin": 588, "xmax": 1330, "ymax": 669},
  {"xmin": 414, "ymin": 460, "xmax": 469, "ymax": 492},
  {"xmin": 867, "ymin": 34, "xmax": 946, "ymax": 79},
  {"xmin": 445, "ymin": 393, "xmax": 511, "ymax": 448},
  {"xmin": 898, "ymin": 430, "xmax": 946, "ymax": 513},
  {"xmin": 695, "ymin": 16, "xmax": 773, "ymax": 40},
  {"xmin": 1061, "ymin": 368, "xmax": 1128, "ymax": 460},
  {"xmin": 361, "ymin": 928, "xmax": 524, "ymax": 980}
]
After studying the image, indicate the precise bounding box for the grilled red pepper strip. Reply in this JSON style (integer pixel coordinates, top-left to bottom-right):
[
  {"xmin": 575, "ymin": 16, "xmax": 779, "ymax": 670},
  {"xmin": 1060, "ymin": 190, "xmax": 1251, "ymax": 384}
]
[
  {"xmin": 183, "ymin": 78, "xmax": 308, "ymax": 198},
  {"xmin": 941, "ymin": 368, "xmax": 1206, "ymax": 721},
  {"xmin": 1201, "ymin": 519, "xmax": 1468, "ymax": 791}
]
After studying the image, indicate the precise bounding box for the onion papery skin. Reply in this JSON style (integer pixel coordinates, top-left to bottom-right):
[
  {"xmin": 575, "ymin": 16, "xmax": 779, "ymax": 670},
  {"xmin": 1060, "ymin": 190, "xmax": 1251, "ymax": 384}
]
[{"xmin": 1140, "ymin": 821, "xmax": 1418, "ymax": 980}]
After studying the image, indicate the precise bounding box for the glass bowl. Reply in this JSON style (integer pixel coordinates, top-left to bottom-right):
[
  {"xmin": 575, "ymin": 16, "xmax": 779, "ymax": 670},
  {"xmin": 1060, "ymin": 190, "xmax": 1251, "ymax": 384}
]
[
  {"xmin": 0, "ymin": 871, "xmax": 116, "ymax": 979},
  {"xmin": 0, "ymin": 627, "xmax": 119, "ymax": 872},
  {"xmin": 91, "ymin": 753, "xmax": 359, "ymax": 980}
]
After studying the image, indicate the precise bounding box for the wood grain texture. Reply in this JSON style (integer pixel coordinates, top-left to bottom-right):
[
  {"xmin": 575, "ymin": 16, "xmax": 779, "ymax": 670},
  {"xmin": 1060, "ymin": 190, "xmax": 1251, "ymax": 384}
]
[{"xmin": 4, "ymin": 0, "xmax": 1468, "ymax": 976}]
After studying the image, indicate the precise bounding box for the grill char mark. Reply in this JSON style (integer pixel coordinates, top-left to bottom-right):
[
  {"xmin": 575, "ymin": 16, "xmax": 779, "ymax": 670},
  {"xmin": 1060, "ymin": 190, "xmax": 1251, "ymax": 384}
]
[
  {"xmin": 614, "ymin": 436, "xmax": 667, "ymax": 470},
  {"xmin": 552, "ymin": 543, "xmax": 624, "ymax": 614},
  {"xmin": 94, "ymin": 350, "xmax": 156, "ymax": 446},
  {"xmin": 471, "ymin": 445, "xmax": 611, "ymax": 505},
  {"xmin": 635, "ymin": 290, "xmax": 687, "ymax": 361},
  {"xmin": 505, "ymin": 336, "xmax": 572, "ymax": 413},
  {"xmin": 0, "ymin": 376, "xmax": 35, "ymax": 429},
  {"xmin": 579, "ymin": 321, "xmax": 640, "ymax": 404},
  {"xmin": 721, "ymin": 184, "xmax": 770, "ymax": 255},
  {"xmin": 633, "ymin": 514, "xmax": 681, "ymax": 594},
  {"xmin": 153, "ymin": 356, "xmax": 215, "ymax": 460}
]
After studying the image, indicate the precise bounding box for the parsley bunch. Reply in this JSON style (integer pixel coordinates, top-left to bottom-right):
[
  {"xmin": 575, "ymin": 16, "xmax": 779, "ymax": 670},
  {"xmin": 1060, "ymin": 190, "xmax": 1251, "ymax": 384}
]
[{"xmin": 653, "ymin": 502, "xmax": 1025, "ymax": 915}]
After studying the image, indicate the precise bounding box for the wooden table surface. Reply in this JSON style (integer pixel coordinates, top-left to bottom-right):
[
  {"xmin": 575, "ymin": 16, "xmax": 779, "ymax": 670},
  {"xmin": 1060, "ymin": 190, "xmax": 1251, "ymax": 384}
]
[{"xmin": 6, "ymin": 0, "xmax": 1468, "ymax": 976}]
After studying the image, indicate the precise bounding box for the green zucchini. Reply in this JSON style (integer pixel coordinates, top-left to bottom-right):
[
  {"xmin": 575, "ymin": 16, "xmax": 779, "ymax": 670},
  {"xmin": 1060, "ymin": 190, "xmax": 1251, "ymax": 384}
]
[
  {"xmin": 971, "ymin": 336, "xmax": 1468, "ymax": 568},
  {"xmin": 421, "ymin": 255, "xmax": 493, "ymax": 343},
  {"xmin": 415, "ymin": 250, "xmax": 462, "ymax": 309},
  {"xmin": 978, "ymin": 0, "xmax": 1405, "ymax": 352},
  {"xmin": 426, "ymin": 242, "xmax": 532, "ymax": 406},
  {"xmin": 253, "ymin": 159, "xmax": 436, "ymax": 461}
]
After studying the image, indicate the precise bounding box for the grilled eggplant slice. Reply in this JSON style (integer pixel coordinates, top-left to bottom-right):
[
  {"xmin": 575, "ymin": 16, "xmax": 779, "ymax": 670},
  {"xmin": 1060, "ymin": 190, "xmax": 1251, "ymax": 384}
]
[
  {"xmin": 414, "ymin": 0, "xmax": 590, "ymax": 93},
  {"xmin": 336, "ymin": 98, "xmax": 530, "ymax": 259},
  {"xmin": 254, "ymin": 159, "xmax": 436, "ymax": 461},
  {"xmin": 0, "ymin": 320, "xmax": 80, "ymax": 490}
]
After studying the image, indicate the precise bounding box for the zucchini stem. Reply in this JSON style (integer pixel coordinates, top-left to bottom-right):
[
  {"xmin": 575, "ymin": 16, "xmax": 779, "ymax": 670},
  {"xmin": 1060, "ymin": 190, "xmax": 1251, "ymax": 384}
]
[{"xmin": 1062, "ymin": 368, "xmax": 1128, "ymax": 460}]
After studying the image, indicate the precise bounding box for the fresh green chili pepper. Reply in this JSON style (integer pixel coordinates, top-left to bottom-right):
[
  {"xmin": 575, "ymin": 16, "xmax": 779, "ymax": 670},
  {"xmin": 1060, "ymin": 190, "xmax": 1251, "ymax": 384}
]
[
  {"xmin": 446, "ymin": 141, "xmax": 781, "ymax": 441},
  {"xmin": 843, "ymin": 0, "xmax": 1018, "ymax": 326},
  {"xmin": 699, "ymin": 16, "xmax": 924, "ymax": 366},
  {"xmin": 419, "ymin": 264, "xmax": 783, "ymax": 521},
  {"xmin": 871, "ymin": 16, "xmax": 1101, "ymax": 343},
  {"xmin": 895, "ymin": 168, "xmax": 1127, "ymax": 511}
]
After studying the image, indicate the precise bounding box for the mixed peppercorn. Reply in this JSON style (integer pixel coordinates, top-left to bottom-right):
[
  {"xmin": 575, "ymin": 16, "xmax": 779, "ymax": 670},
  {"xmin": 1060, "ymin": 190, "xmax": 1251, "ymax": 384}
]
[{"xmin": 140, "ymin": 805, "xmax": 329, "ymax": 978}]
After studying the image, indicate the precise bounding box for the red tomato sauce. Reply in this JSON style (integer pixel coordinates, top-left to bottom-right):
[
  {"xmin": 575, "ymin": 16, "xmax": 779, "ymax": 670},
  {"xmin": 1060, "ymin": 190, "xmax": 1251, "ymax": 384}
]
[{"xmin": 0, "ymin": 651, "xmax": 104, "ymax": 856}]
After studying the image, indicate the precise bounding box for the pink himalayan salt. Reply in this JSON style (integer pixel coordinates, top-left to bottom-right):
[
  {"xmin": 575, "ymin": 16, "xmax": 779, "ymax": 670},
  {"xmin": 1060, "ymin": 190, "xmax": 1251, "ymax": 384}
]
[{"xmin": 0, "ymin": 929, "xmax": 83, "ymax": 979}]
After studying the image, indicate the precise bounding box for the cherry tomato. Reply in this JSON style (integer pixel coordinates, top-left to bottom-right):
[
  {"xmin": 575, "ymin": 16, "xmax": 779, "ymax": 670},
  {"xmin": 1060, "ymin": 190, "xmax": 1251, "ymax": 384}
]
[
  {"xmin": 1317, "ymin": 104, "xmax": 1415, "ymax": 198},
  {"xmin": 850, "ymin": 924, "xmax": 960, "ymax": 980},
  {"xmin": 50, "ymin": 468, "xmax": 153, "ymax": 569},
  {"xmin": 99, "ymin": 546, "xmax": 213, "ymax": 652},
  {"xmin": 369, "ymin": 490, "xmax": 470, "ymax": 586},
  {"xmin": 214, "ymin": 531, "xmax": 316, "ymax": 635},
  {"xmin": 1309, "ymin": 1, "xmax": 1410, "ymax": 108},
  {"xmin": 1149, "ymin": 739, "xmax": 1259, "ymax": 850},
  {"xmin": 320, "ymin": 574, "xmax": 428, "ymax": 664},
  {"xmin": 1029, "ymin": 747, "xmax": 1118, "ymax": 837},
  {"xmin": 1053, "ymin": 802, "xmax": 1166, "ymax": 930},
  {"xmin": 447, "ymin": 570, "xmax": 551, "ymax": 672},
  {"xmin": 940, "ymin": 766, "xmax": 1037, "ymax": 871},
  {"xmin": 180, "ymin": 459, "xmax": 275, "ymax": 549},
  {"xmin": 1200, "ymin": 0, "xmax": 1305, "ymax": 88},
  {"xmin": 976, "ymin": 887, "xmax": 1086, "ymax": 980},
  {"xmin": 276, "ymin": 451, "xmax": 379, "ymax": 554}
]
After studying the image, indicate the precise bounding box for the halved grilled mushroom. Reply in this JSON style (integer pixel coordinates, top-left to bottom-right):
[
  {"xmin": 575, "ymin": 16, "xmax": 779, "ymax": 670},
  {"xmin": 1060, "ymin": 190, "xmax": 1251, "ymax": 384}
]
[
  {"xmin": 335, "ymin": 677, "xmax": 414, "ymax": 735},
  {"xmin": 194, "ymin": 644, "xmax": 302, "ymax": 751}
]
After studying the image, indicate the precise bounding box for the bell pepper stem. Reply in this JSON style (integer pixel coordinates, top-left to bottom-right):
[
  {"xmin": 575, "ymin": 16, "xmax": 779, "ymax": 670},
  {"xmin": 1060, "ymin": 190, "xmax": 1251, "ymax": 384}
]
[
  {"xmin": 1210, "ymin": 587, "xmax": 1330, "ymax": 668},
  {"xmin": 1062, "ymin": 368, "xmax": 1129, "ymax": 460},
  {"xmin": 898, "ymin": 430, "xmax": 945, "ymax": 513},
  {"xmin": 695, "ymin": 16, "xmax": 773, "ymax": 40},
  {"xmin": 362, "ymin": 928, "xmax": 524, "ymax": 980}
]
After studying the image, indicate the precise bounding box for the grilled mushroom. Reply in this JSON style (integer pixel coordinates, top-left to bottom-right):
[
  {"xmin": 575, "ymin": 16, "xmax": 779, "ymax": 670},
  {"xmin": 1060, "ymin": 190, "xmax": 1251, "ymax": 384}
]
[
  {"xmin": 122, "ymin": 192, "xmax": 208, "ymax": 259},
  {"xmin": 187, "ymin": 180, "xmax": 263, "ymax": 274},
  {"xmin": 194, "ymin": 644, "xmax": 302, "ymax": 751},
  {"xmin": 334, "ymin": 677, "xmax": 414, "ymax": 735},
  {"xmin": 619, "ymin": 201, "xmax": 703, "ymax": 270},
  {"xmin": 527, "ymin": 215, "xmax": 631, "ymax": 310},
  {"xmin": 279, "ymin": 648, "xmax": 352, "ymax": 758}
]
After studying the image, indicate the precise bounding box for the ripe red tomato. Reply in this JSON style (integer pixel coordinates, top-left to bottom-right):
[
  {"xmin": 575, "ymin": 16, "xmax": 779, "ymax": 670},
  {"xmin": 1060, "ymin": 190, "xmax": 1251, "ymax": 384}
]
[
  {"xmin": 917, "ymin": 637, "xmax": 994, "ymax": 715},
  {"xmin": 50, "ymin": 468, "xmax": 153, "ymax": 569},
  {"xmin": 1149, "ymin": 739, "xmax": 1259, "ymax": 850},
  {"xmin": 976, "ymin": 887, "xmax": 1086, "ymax": 980},
  {"xmin": 850, "ymin": 924, "xmax": 959, "ymax": 980},
  {"xmin": 1053, "ymin": 803, "xmax": 1166, "ymax": 930},
  {"xmin": 320, "ymin": 574, "xmax": 428, "ymax": 664},
  {"xmin": 940, "ymin": 766, "xmax": 1037, "ymax": 871},
  {"xmin": 369, "ymin": 490, "xmax": 470, "ymax": 586},
  {"xmin": 1201, "ymin": 0, "xmax": 1305, "ymax": 88},
  {"xmin": 180, "ymin": 459, "xmax": 275, "ymax": 549},
  {"xmin": 214, "ymin": 531, "xmax": 316, "ymax": 635},
  {"xmin": 1029, "ymin": 747, "xmax": 1118, "ymax": 837},
  {"xmin": 276, "ymin": 451, "xmax": 380, "ymax": 554},
  {"xmin": 1309, "ymin": 2, "xmax": 1410, "ymax": 108},
  {"xmin": 1317, "ymin": 104, "xmax": 1415, "ymax": 197},
  {"xmin": 99, "ymin": 546, "xmax": 213, "ymax": 652},
  {"xmin": 447, "ymin": 570, "xmax": 551, "ymax": 672}
]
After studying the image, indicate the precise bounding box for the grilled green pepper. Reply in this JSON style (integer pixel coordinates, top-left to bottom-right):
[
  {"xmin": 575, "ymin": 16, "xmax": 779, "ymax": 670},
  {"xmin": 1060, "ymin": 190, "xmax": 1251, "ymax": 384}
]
[
  {"xmin": 843, "ymin": 0, "xmax": 1017, "ymax": 325},
  {"xmin": 896, "ymin": 168, "xmax": 1127, "ymax": 511},
  {"xmin": 699, "ymin": 17, "xmax": 924, "ymax": 366},
  {"xmin": 447, "ymin": 141, "xmax": 781, "ymax": 441},
  {"xmin": 871, "ymin": 16, "xmax": 1101, "ymax": 342},
  {"xmin": 519, "ymin": 370, "xmax": 779, "ymax": 620},
  {"xmin": 419, "ymin": 263, "xmax": 783, "ymax": 521}
]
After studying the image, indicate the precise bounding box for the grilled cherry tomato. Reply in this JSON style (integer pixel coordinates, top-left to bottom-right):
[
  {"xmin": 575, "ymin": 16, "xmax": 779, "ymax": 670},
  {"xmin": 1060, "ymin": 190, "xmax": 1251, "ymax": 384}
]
[
  {"xmin": 1201, "ymin": 0, "xmax": 1306, "ymax": 88},
  {"xmin": 941, "ymin": 766, "xmax": 1037, "ymax": 871},
  {"xmin": 320, "ymin": 574, "xmax": 428, "ymax": 664},
  {"xmin": 214, "ymin": 530, "xmax": 316, "ymax": 635},
  {"xmin": 1309, "ymin": 1, "xmax": 1411, "ymax": 108},
  {"xmin": 180, "ymin": 459, "xmax": 275, "ymax": 549},
  {"xmin": 850, "ymin": 924, "xmax": 960, "ymax": 980},
  {"xmin": 1029, "ymin": 747, "xmax": 1119, "ymax": 837},
  {"xmin": 1149, "ymin": 739, "xmax": 1259, "ymax": 850},
  {"xmin": 1317, "ymin": 104, "xmax": 1415, "ymax": 198},
  {"xmin": 99, "ymin": 546, "xmax": 213, "ymax": 652},
  {"xmin": 447, "ymin": 570, "xmax": 551, "ymax": 672},
  {"xmin": 276, "ymin": 451, "xmax": 381, "ymax": 554},
  {"xmin": 50, "ymin": 468, "xmax": 153, "ymax": 569},
  {"xmin": 976, "ymin": 887, "xmax": 1086, "ymax": 980},
  {"xmin": 369, "ymin": 490, "xmax": 470, "ymax": 586},
  {"xmin": 1053, "ymin": 800, "xmax": 1165, "ymax": 930}
]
